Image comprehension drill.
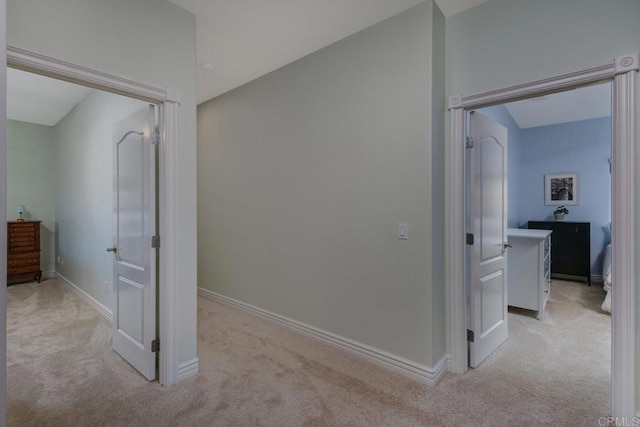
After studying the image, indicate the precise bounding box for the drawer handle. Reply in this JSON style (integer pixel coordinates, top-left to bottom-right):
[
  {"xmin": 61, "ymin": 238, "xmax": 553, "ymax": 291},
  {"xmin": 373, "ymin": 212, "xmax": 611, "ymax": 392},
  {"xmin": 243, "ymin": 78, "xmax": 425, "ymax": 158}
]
[{"xmin": 106, "ymin": 246, "xmax": 118, "ymax": 254}]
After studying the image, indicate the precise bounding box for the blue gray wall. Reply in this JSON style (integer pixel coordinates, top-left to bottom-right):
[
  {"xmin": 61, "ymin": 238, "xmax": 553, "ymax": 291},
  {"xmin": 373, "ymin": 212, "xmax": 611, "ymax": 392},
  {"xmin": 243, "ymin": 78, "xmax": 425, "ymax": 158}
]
[
  {"xmin": 519, "ymin": 117, "xmax": 611, "ymax": 275},
  {"xmin": 476, "ymin": 106, "xmax": 611, "ymax": 275}
]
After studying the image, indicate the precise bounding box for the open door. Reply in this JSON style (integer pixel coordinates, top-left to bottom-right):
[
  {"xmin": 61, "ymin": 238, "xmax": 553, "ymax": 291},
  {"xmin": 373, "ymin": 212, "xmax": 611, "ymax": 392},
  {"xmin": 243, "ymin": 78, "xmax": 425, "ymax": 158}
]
[
  {"xmin": 468, "ymin": 111, "xmax": 508, "ymax": 368},
  {"xmin": 110, "ymin": 105, "xmax": 157, "ymax": 380}
]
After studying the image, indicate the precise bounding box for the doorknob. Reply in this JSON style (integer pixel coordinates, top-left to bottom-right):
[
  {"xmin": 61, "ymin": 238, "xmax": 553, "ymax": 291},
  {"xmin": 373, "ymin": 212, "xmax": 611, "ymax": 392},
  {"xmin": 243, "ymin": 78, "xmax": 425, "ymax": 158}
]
[
  {"xmin": 503, "ymin": 242, "xmax": 512, "ymax": 249},
  {"xmin": 107, "ymin": 245, "xmax": 118, "ymax": 253}
]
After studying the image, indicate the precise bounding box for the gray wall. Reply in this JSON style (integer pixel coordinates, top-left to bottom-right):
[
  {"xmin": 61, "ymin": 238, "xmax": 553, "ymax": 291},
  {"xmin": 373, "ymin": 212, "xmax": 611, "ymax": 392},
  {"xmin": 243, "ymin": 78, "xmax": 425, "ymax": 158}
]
[
  {"xmin": 429, "ymin": 4, "xmax": 447, "ymax": 364},
  {"xmin": 198, "ymin": 2, "xmax": 446, "ymax": 367},
  {"xmin": 7, "ymin": 0, "xmax": 198, "ymax": 368},
  {"xmin": 446, "ymin": 0, "xmax": 640, "ymax": 410},
  {"xmin": 54, "ymin": 91, "xmax": 147, "ymax": 309},
  {"xmin": 0, "ymin": 0, "xmax": 5, "ymax": 418},
  {"xmin": 7, "ymin": 120, "xmax": 56, "ymax": 276}
]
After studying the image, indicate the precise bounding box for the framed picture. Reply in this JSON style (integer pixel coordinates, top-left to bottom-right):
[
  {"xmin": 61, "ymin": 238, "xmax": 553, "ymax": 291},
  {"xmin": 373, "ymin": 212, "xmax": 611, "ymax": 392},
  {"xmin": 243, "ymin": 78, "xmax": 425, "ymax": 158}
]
[{"xmin": 545, "ymin": 173, "xmax": 578, "ymax": 206}]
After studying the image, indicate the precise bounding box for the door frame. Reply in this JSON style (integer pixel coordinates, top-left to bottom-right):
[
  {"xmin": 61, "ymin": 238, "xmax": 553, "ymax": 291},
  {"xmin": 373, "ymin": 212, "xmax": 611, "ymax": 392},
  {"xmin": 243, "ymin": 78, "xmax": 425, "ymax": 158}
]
[
  {"xmin": 6, "ymin": 45, "xmax": 182, "ymax": 386},
  {"xmin": 447, "ymin": 53, "xmax": 638, "ymax": 419}
]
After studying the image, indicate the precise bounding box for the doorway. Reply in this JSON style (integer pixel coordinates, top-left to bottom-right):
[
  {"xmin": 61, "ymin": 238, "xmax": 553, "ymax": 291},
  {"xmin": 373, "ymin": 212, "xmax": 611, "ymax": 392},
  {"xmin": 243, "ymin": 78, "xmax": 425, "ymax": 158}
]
[
  {"xmin": 6, "ymin": 67, "xmax": 159, "ymax": 380},
  {"xmin": 4, "ymin": 45, "xmax": 184, "ymax": 386},
  {"xmin": 464, "ymin": 83, "xmax": 613, "ymax": 414},
  {"xmin": 447, "ymin": 53, "xmax": 638, "ymax": 419}
]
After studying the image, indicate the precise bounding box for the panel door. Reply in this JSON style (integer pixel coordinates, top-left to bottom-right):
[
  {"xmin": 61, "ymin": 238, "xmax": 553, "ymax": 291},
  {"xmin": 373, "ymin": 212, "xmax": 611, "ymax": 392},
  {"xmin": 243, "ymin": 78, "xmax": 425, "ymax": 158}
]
[
  {"xmin": 111, "ymin": 105, "xmax": 157, "ymax": 381},
  {"xmin": 469, "ymin": 111, "xmax": 509, "ymax": 368}
]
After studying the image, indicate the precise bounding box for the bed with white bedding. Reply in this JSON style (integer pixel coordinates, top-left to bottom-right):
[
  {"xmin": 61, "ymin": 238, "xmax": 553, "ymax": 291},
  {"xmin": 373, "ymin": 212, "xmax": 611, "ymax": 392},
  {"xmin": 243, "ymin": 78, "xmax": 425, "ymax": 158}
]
[{"xmin": 601, "ymin": 243, "xmax": 612, "ymax": 313}]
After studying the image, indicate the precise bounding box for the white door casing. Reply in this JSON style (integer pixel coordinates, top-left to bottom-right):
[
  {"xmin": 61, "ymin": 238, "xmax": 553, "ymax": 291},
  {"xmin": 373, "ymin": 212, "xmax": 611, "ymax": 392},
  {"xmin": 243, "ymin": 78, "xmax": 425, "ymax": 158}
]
[
  {"xmin": 468, "ymin": 112, "xmax": 509, "ymax": 368},
  {"xmin": 111, "ymin": 105, "xmax": 157, "ymax": 381},
  {"xmin": 448, "ymin": 53, "xmax": 639, "ymax": 419}
]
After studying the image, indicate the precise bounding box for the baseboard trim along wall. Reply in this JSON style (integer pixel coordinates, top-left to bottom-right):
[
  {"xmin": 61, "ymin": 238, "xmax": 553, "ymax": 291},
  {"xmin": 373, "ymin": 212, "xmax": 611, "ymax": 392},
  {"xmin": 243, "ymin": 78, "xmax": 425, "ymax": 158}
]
[
  {"xmin": 198, "ymin": 287, "xmax": 449, "ymax": 385},
  {"xmin": 590, "ymin": 274, "xmax": 604, "ymax": 284},
  {"xmin": 56, "ymin": 272, "xmax": 113, "ymax": 322},
  {"xmin": 178, "ymin": 358, "xmax": 200, "ymax": 381}
]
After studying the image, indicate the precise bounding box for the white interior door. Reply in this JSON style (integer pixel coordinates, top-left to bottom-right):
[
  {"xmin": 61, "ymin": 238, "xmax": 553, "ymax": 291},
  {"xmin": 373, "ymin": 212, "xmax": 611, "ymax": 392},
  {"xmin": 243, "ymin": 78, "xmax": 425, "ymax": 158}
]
[
  {"xmin": 468, "ymin": 111, "xmax": 508, "ymax": 368},
  {"xmin": 111, "ymin": 105, "xmax": 157, "ymax": 380}
]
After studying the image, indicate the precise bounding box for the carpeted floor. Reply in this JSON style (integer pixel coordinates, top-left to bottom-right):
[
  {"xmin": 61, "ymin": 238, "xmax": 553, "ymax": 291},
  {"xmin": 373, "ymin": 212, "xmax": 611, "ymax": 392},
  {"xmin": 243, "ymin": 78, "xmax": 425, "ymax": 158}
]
[{"xmin": 7, "ymin": 278, "xmax": 610, "ymax": 426}]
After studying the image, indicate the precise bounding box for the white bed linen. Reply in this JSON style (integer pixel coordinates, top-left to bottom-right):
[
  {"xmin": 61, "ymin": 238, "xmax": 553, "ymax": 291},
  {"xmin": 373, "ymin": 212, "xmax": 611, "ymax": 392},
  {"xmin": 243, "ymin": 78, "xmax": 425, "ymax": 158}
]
[{"xmin": 601, "ymin": 243, "xmax": 612, "ymax": 313}]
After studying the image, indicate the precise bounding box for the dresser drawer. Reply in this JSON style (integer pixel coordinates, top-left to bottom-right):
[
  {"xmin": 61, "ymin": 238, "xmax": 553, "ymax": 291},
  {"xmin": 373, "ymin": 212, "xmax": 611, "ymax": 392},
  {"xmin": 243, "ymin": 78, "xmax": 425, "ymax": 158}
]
[
  {"xmin": 8, "ymin": 257, "xmax": 40, "ymax": 268},
  {"xmin": 9, "ymin": 238, "xmax": 36, "ymax": 248},
  {"xmin": 8, "ymin": 244, "xmax": 37, "ymax": 253},
  {"xmin": 9, "ymin": 231, "xmax": 35, "ymax": 238},
  {"xmin": 9, "ymin": 222, "xmax": 36, "ymax": 229},
  {"xmin": 8, "ymin": 265, "xmax": 41, "ymax": 275},
  {"xmin": 8, "ymin": 251, "xmax": 40, "ymax": 260}
]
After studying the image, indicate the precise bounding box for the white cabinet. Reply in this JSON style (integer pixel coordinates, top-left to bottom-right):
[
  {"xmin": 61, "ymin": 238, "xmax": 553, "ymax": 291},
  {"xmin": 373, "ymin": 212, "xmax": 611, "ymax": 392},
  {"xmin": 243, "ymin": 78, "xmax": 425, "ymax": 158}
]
[{"xmin": 507, "ymin": 228, "xmax": 552, "ymax": 320}]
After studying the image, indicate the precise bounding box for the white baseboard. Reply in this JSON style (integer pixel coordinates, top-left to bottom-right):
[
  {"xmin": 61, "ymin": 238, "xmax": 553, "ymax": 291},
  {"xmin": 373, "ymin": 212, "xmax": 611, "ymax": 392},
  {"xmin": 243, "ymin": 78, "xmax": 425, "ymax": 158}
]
[
  {"xmin": 198, "ymin": 287, "xmax": 449, "ymax": 386},
  {"xmin": 591, "ymin": 274, "xmax": 604, "ymax": 284},
  {"xmin": 56, "ymin": 272, "xmax": 113, "ymax": 322},
  {"xmin": 178, "ymin": 358, "xmax": 200, "ymax": 381}
]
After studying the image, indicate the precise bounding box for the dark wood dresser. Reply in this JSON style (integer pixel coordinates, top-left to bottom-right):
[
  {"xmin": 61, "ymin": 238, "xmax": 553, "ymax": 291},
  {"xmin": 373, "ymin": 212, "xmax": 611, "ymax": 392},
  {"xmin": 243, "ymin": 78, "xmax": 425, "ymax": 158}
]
[
  {"xmin": 7, "ymin": 221, "xmax": 42, "ymax": 284},
  {"xmin": 527, "ymin": 221, "xmax": 590, "ymax": 285}
]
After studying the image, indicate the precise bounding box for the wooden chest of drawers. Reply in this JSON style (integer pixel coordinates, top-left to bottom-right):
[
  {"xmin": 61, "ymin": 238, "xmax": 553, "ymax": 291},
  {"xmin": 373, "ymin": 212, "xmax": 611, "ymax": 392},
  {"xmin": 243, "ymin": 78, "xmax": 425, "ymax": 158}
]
[{"xmin": 7, "ymin": 221, "xmax": 42, "ymax": 284}]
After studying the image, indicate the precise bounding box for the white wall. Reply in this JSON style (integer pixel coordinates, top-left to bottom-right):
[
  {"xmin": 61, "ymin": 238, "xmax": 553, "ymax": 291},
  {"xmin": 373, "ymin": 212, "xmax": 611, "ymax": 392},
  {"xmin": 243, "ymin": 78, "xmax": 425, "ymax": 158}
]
[
  {"xmin": 198, "ymin": 2, "xmax": 445, "ymax": 367},
  {"xmin": 7, "ymin": 0, "xmax": 198, "ymax": 370},
  {"xmin": 446, "ymin": 0, "xmax": 640, "ymax": 411},
  {"xmin": 7, "ymin": 120, "xmax": 56, "ymax": 276},
  {"xmin": 54, "ymin": 91, "xmax": 147, "ymax": 308}
]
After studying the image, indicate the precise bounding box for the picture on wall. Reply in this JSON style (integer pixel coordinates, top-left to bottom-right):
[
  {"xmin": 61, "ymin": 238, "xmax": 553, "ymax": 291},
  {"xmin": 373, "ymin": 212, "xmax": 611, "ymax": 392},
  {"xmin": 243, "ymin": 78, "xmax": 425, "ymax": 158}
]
[{"xmin": 545, "ymin": 173, "xmax": 579, "ymax": 206}]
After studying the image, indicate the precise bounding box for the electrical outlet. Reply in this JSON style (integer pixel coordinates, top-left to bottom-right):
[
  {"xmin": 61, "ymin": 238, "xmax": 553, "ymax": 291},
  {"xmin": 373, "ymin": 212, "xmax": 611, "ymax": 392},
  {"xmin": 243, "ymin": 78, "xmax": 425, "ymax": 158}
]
[
  {"xmin": 61, "ymin": 257, "xmax": 64, "ymax": 266},
  {"xmin": 57, "ymin": 256, "xmax": 61, "ymax": 264}
]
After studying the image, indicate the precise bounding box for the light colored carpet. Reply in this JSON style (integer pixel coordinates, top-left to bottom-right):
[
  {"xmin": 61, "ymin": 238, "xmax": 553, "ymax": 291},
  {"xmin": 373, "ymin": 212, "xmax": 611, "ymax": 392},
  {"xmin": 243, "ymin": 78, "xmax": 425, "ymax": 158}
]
[{"xmin": 7, "ymin": 278, "xmax": 610, "ymax": 426}]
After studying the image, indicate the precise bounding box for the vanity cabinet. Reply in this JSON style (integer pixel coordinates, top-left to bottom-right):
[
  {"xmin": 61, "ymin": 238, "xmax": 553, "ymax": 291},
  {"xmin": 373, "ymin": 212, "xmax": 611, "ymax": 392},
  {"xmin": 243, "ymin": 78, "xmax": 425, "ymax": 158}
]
[{"xmin": 507, "ymin": 228, "xmax": 552, "ymax": 320}]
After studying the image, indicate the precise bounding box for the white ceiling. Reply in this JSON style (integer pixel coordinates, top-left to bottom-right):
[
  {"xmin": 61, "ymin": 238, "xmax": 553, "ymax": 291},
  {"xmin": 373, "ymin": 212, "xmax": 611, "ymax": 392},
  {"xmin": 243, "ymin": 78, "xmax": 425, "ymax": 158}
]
[
  {"xmin": 505, "ymin": 83, "xmax": 611, "ymax": 129},
  {"xmin": 7, "ymin": 0, "xmax": 492, "ymax": 125},
  {"xmin": 170, "ymin": 0, "xmax": 492, "ymax": 104},
  {"xmin": 26, "ymin": 0, "xmax": 608, "ymax": 130},
  {"xmin": 435, "ymin": 0, "xmax": 490, "ymax": 17},
  {"xmin": 170, "ymin": 0, "xmax": 437, "ymax": 103},
  {"xmin": 7, "ymin": 68, "xmax": 91, "ymax": 126}
]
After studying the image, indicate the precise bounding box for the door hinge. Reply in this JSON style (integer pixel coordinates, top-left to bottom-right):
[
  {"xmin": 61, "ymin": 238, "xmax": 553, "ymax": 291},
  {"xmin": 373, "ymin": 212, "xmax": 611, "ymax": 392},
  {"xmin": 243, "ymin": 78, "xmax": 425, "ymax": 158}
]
[
  {"xmin": 151, "ymin": 339, "xmax": 160, "ymax": 353},
  {"xmin": 151, "ymin": 131, "xmax": 160, "ymax": 145},
  {"xmin": 151, "ymin": 235, "xmax": 160, "ymax": 248},
  {"xmin": 466, "ymin": 233, "xmax": 474, "ymax": 245},
  {"xmin": 466, "ymin": 136, "xmax": 474, "ymax": 149},
  {"xmin": 467, "ymin": 329, "xmax": 475, "ymax": 343}
]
